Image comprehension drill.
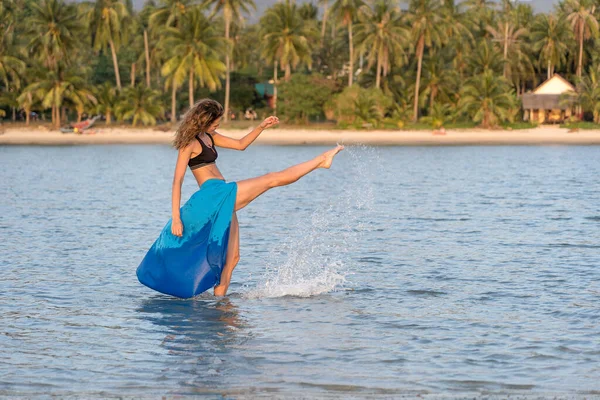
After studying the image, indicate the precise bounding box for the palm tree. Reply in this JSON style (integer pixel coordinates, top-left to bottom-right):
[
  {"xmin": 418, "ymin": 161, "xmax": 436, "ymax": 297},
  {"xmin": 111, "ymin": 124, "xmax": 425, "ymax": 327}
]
[
  {"xmin": 84, "ymin": 0, "xmax": 130, "ymax": 90},
  {"xmin": 463, "ymin": 0, "xmax": 495, "ymax": 38},
  {"xmin": 0, "ymin": 0, "xmax": 19, "ymax": 49},
  {"xmin": 354, "ymin": 0, "xmax": 407, "ymax": 89},
  {"xmin": 563, "ymin": 0, "xmax": 598, "ymax": 77},
  {"xmin": 419, "ymin": 49, "xmax": 458, "ymax": 109},
  {"xmin": 94, "ymin": 82, "xmax": 118, "ymax": 124},
  {"xmin": 20, "ymin": 66, "xmax": 97, "ymax": 129},
  {"xmin": 260, "ymin": 0, "xmax": 317, "ymax": 82},
  {"xmin": 466, "ymin": 39, "xmax": 504, "ymax": 77},
  {"xmin": 299, "ymin": 2, "xmax": 319, "ymax": 20},
  {"xmin": 26, "ymin": 0, "xmax": 83, "ymax": 71},
  {"xmin": 459, "ymin": 69, "xmax": 516, "ymax": 128},
  {"xmin": 531, "ymin": 13, "xmax": 572, "ymax": 79},
  {"xmin": 116, "ymin": 85, "xmax": 165, "ymax": 126},
  {"xmin": 330, "ymin": 0, "xmax": 365, "ymax": 86},
  {"xmin": 149, "ymin": 0, "xmax": 196, "ymax": 28},
  {"xmin": 487, "ymin": 20, "xmax": 528, "ymax": 80},
  {"xmin": 319, "ymin": 0, "xmax": 331, "ymax": 41},
  {"xmin": 441, "ymin": 0, "xmax": 472, "ymax": 41},
  {"xmin": 573, "ymin": 64, "xmax": 600, "ymax": 122},
  {"xmin": 160, "ymin": 9, "xmax": 227, "ymax": 108},
  {"xmin": 204, "ymin": 0, "xmax": 255, "ymax": 122},
  {"xmin": 16, "ymin": 90, "xmax": 34, "ymax": 126},
  {"xmin": 405, "ymin": 0, "xmax": 445, "ymax": 122},
  {"xmin": 0, "ymin": 53, "xmax": 25, "ymax": 92},
  {"xmin": 138, "ymin": 1, "xmax": 158, "ymax": 88}
]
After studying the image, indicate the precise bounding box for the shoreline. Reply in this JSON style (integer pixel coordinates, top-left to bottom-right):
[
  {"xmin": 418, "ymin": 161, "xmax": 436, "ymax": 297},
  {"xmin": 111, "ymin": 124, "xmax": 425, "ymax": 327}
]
[{"xmin": 1, "ymin": 126, "xmax": 600, "ymax": 146}]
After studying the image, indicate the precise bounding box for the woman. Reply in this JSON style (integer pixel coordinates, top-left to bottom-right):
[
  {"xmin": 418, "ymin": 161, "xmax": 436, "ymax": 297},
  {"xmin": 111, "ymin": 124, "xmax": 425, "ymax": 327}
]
[{"xmin": 137, "ymin": 99, "xmax": 343, "ymax": 298}]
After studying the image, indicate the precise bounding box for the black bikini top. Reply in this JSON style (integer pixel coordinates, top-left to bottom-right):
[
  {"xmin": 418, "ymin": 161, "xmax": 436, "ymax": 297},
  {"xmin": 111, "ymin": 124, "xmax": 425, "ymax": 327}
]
[{"xmin": 188, "ymin": 133, "xmax": 218, "ymax": 170}]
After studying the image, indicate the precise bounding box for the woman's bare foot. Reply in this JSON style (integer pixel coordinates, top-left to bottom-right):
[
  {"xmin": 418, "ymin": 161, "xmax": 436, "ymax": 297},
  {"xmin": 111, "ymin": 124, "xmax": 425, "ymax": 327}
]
[{"xmin": 318, "ymin": 145, "xmax": 344, "ymax": 169}]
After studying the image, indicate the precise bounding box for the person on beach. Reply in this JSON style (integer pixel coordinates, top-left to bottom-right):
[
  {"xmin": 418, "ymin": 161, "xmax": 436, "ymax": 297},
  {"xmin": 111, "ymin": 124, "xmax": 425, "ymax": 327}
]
[{"xmin": 136, "ymin": 99, "xmax": 344, "ymax": 298}]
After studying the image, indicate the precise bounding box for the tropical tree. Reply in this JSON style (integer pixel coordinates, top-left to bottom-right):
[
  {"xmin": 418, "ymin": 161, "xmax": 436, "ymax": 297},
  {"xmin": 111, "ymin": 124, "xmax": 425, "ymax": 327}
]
[
  {"xmin": 459, "ymin": 69, "xmax": 516, "ymax": 128},
  {"xmin": 466, "ymin": 39, "xmax": 504, "ymax": 77},
  {"xmin": 160, "ymin": 9, "xmax": 227, "ymax": 108},
  {"xmin": 573, "ymin": 64, "xmax": 600, "ymax": 122},
  {"xmin": 0, "ymin": 0, "xmax": 19, "ymax": 50},
  {"xmin": 330, "ymin": 0, "xmax": 364, "ymax": 86},
  {"xmin": 418, "ymin": 49, "xmax": 459, "ymax": 109},
  {"xmin": 562, "ymin": 0, "xmax": 598, "ymax": 77},
  {"xmin": 420, "ymin": 102, "xmax": 454, "ymax": 128},
  {"xmin": 463, "ymin": 0, "xmax": 495, "ymax": 38},
  {"xmin": 531, "ymin": 13, "xmax": 572, "ymax": 79},
  {"xmin": 93, "ymin": 82, "xmax": 119, "ymax": 124},
  {"xmin": 20, "ymin": 66, "xmax": 97, "ymax": 129},
  {"xmin": 260, "ymin": 0, "xmax": 317, "ymax": 82},
  {"xmin": 138, "ymin": 1, "xmax": 157, "ymax": 88},
  {"xmin": 26, "ymin": 0, "xmax": 83, "ymax": 71},
  {"xmin": 319, "ymin": 0, "xmax": 331, "ymax": 41},
  {"xmin": 354, "ymin": 0, "xmax": 408, "ymax": 89},
  {"xmin": 84, "ymin": 0, "xmax": 130, "ymax": 90},
  {"xmin": 205, "ymin": 0, "xmax": 255, "ymax": 122},
  {"xmin": 0, "ymin": 53, "xmax": 25, "ymax": 92},
  {"xmin": 149, "ymin": 0, "xmax": 196, "ymax": 28},
  {"xmin": 405, "ymin": 0, "xmax": 445, "ymax": 122},
  {"xmin": 116, "ymin": 85, "xmax": 165, "ymax": 126},
  {"xmin": 16, "ymin": 90, "xmax": 34, "ymax": 125}
]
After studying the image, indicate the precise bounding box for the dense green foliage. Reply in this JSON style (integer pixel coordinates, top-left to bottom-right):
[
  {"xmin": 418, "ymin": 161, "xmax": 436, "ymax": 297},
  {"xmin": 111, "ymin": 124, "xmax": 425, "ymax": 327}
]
[{"xmin": 2, "ymin": 0, "xmax": 600, "ymax": 129}]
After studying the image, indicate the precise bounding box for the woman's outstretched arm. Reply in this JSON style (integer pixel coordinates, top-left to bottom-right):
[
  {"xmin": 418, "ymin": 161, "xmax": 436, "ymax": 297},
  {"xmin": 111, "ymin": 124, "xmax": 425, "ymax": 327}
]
[
  {"xmin": 171, "ymin": 145, "xmax": 193, "ymax": 237},
  {"xmin": 212, "ymin": 116, "xmax": 279, "ymax": 150}
]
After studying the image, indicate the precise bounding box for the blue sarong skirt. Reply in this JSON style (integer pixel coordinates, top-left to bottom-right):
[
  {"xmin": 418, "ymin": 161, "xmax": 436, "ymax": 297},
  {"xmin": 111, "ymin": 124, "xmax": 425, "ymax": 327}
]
[{"xmin": 136, "ymin": 179, "xmax": 238, "ymax": 298}]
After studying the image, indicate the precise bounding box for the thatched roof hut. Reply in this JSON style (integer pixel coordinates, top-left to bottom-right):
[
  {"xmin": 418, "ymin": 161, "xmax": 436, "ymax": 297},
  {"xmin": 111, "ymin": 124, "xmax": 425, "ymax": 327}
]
[{"xmin": 521, "ymin": 74, "xmax": 576, "ymax": 123}]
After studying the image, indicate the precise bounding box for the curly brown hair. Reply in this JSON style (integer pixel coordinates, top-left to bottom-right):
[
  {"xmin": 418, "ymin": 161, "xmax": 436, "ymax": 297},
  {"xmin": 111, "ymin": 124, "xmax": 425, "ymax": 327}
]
[{"xmin": 173, "ymin": 99, "xmax": 224, "ymax": 150}]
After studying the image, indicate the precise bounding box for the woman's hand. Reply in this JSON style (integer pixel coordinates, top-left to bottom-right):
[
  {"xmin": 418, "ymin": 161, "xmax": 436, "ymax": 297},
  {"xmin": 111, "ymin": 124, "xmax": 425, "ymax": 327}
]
[
  {"xmin": 260, "ymin": 116, "xmax": 279, "ymax": 129},
  {"xmin": 171, "ymin": 218, "xmax": 183, "ymax": 237}
]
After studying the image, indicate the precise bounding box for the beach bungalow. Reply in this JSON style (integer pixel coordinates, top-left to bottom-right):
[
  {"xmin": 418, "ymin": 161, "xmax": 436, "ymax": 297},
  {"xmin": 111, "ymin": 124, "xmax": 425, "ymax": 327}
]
[{"xmin": 521, "ymin": 74, "xmax": 576, "ymax": 124}]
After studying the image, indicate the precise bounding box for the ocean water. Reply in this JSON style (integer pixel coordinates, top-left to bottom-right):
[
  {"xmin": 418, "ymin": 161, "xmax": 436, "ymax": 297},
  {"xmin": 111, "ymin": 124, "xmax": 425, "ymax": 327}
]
[{"xmin": 1, "ymin": 144, "xmax": 599, "ymax": 398}]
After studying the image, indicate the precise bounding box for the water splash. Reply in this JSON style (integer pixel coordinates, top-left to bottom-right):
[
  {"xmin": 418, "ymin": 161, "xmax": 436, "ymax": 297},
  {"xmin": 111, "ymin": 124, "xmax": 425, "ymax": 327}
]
[{"xmin": 244, "ymin": 145, "xmax": 379, "ymax": 299}]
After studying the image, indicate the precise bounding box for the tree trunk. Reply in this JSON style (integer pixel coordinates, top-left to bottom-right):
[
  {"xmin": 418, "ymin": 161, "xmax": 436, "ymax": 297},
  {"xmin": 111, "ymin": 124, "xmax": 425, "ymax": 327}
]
[
  {"xmin": 106, "ymin": 110, "xmax": 112, "ymax": 125},
  {"xmin": 321, "ymin": 1, "xmax": 328, "ymax": 42},
  {"xmin": 189, "ymin": 69, "xmax": 194, "ymax": 108},
  {"xmin": 171, "ymin": 83, "xmax": 177, "ymax": 123},
  {"xmin": 12, "ymin": 106, "xmax": 15, "ymax": 121},
  {"xmin": 144, "ymin": 29, "xmax": 151, "ymax": 88},
  {"xmin": 109, "ymin": 37, "xmax": 122, "ymax": 90},
  {"xmin": 284, "ymin": 63, "xmax": 291, "ymax": 81},
  {"xmin": 52, "ymin": 104, "xmax": 57, "ymax": 130},
  {"xmin": 503, "ymin": 22, "xmax": 509, "ymax": 79},
  {"xmin": 375, "ymin": 52, "xmax": 382, "ymax": 89},
  {"xmin": 548, "ymin": 60, "xmax": 552, "ymax": 80},
  {"xmin": 131, "ymin": 62, "xmax": 136, "ymax": 87},
  {"xmin": 413, "ymin": 37, "xmax": 425, "ymax": 123},
  {"xmin": 348, "ymin": 21, "xmax": 354, "ymax": 87},
  {"xmin": 273, "ymin": 61, "xmax": 278, "ymax": 115},
  {"xmin": 224, "ymin": 10, "xmax": 232, "ymax": 123},
  {"xmin": 25, "ymin": 107, "xmax": 30, "ymax": 125},
  {"xmin": 77, "ymin": 110, "xmax": 82, "ymax": 123},
  {"xmin": 578, "ymin": 24, "xmax": 584, "ymax": 77}
]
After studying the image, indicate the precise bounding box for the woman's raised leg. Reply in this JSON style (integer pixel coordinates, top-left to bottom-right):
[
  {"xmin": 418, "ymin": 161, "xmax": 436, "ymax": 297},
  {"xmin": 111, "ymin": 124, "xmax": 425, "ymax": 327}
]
[
  {"xmin": 234, "ymin": 145, "xmax": 344, "ymax": 211},
  {"xmin": 214, "ymin": 213, "xmax": 240, "ymax": 296}
]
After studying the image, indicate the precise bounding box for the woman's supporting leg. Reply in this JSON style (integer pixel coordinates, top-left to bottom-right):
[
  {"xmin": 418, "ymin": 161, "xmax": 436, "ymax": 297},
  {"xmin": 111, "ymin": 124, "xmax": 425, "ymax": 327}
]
[
  {"xmin": 214, "ymin": 212, "xmax": 240, "ymax": 296},
  {"xmin": 234, "ymin": 145, "xmax": 344, "ymax": 212}
]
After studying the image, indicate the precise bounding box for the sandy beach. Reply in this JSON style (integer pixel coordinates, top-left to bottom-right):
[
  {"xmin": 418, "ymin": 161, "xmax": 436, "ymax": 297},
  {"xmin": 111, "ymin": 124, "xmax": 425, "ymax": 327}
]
[{"xmin": 1, "ymin": 125, "xmax": 600, "ymax": 146}]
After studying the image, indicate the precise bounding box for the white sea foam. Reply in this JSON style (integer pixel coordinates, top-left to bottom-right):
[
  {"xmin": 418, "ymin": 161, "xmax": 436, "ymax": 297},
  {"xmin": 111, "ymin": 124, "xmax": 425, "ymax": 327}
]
[{"xmin": 243, "ymin": 145, "xmax": 379, "ymax": 299}]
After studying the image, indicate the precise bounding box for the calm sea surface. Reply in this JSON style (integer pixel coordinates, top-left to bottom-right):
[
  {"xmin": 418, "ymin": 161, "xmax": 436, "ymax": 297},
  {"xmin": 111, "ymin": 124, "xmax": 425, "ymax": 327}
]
[{"xmin": 1, "ymin": 144, "xmax": 599, "ymax": 398}]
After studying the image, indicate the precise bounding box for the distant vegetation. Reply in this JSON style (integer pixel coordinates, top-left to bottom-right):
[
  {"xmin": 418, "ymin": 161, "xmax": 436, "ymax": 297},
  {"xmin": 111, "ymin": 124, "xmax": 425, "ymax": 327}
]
[{"xmin": 1, "ymin": 0, "xmax": 600, "ymax": 129}]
